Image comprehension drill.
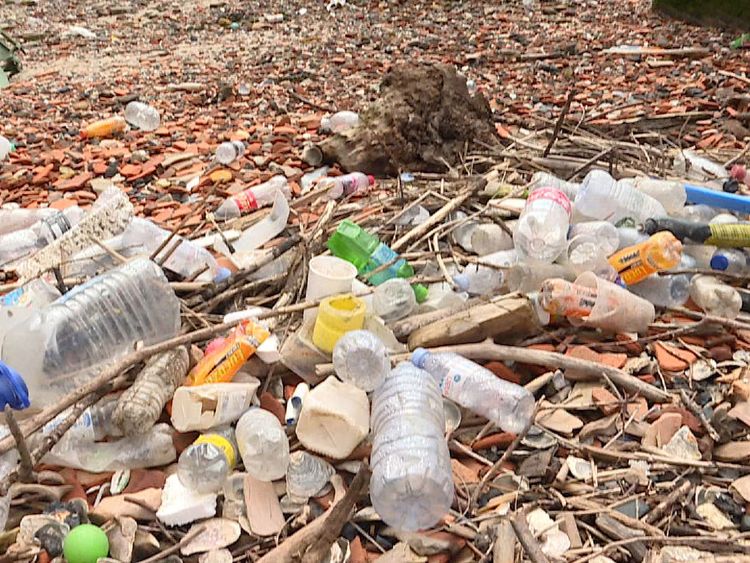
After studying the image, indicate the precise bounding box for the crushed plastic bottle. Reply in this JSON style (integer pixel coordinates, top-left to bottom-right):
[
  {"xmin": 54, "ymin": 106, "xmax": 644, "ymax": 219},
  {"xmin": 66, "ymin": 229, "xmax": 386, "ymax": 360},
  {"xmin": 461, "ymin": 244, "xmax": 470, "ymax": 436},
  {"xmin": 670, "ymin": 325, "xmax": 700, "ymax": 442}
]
[
  {"xmin": 112, "ymin": 347, "xmax": 189, "ymax": 436},
  {"xmin": 81, "ymin": 116, "xmax": 127, "ymax": 139},
  {"xmin": 178, "ymin": 426, "xmax": 237, "ymax": 494},
  {"xmin": 470, "ymin": 223, "xmax": 514, "ymax": 256},
  {"xmin": 574, "ymin": 169, "xmax": 666, "ymax": 224},
  {"xmin": 629, "ymin": 274, "xmax": 691, "ymax": 308},
  {"xmin": 320, "ymin": 111, "xmax": 360, "ymax": 133},
  {"xmin": 0, "ymin": 207, "xmax": 56, "ymax": 236},
  {"xmin": 213, "ymin": 176, "xmax": 290, "ymax": 220},
  {"xmin": 1, "ymin": 258, "xmax": 180, "ymax": 406},
  {"xmin": 370, "ymin": 362, "xmax": 453, "ymax": 532},
  {"xmin": 320, "ymin": 172, "xmax": 374, "ymax": 200},
  {"xmin": 514, "ymin": 187, "xmax": 571, "ymax": 263},
  {"xmin": 711, "ymin": 248, "xmax": 750, "ymax": 275},
  {"xmin": 214, "ymin": 141, "xmax": 246, "ymax": 165},
  {"xmin": 0, "ymin": 206, "xmax": 84, "ymax": 267},
  {"xmin": 608, "ymin": 231, "xmax": 683, "ymax": 286},
  {"xmin": 451, "ymin": 249, "xmax": 517, "ymax": 296},
  {"xmin": 235, "ymin": 407, "xmax": 290, "ymax": 481},
  {"xmin": 286, "ymin": 451, "xmax": 334, "ymax": 501},
  {"xmin": 124, "ymin": 101, "xmax": 161, "ymax": 131},
  {"xmin": 628, "ymin": 177, "xmax": 686, "ymax": 213},
  {"xmin": 690, "ymin": 275, "xmax": 742, "ymax": 319},
  {"xmin": 673, "ymin": 149, "xmax": 727, "ymax": 183},
  {"xmin": 332, "ymin": 330, "xmax": 390, "ymax": 391},
  {"xmin": 371, "ymin": 278, "xmax": 417, "ymax": 322}
]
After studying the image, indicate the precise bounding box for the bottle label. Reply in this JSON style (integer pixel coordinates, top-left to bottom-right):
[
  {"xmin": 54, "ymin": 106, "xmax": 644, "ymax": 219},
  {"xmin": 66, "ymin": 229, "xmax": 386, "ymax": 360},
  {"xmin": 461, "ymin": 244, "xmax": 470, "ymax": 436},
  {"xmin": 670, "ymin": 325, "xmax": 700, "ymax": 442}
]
[
  {"xmin": 43, "ymin": 407, "xmax": 95, "ymax": 442},
  {"xmin": 440, "ymin": 372, "xmax": 467, "ymax": 399},
  {"xmin": 233, "ymin": 190, "xmax": 259, "ymax": 213},
  {"xmin": 40, "ymin": 212, "xmax": 72, "ymax": 241},
  {"xmin": 0, "ymin": 287, "xmax": 27, "ymax": 308},
  {"xmin": 527, "ymin": 187, "xmax": 572, "ymax": 216},
  {"xmin": 706, "ymin": 224, "xmax": 750, "ymax": 247},
  {"xmin": 194, "ymin": 434, "xmax": 237, "ymax": 468},
  {"xmin": 541, "ymin": 280, "xmax": 597, "ymax": 318}
]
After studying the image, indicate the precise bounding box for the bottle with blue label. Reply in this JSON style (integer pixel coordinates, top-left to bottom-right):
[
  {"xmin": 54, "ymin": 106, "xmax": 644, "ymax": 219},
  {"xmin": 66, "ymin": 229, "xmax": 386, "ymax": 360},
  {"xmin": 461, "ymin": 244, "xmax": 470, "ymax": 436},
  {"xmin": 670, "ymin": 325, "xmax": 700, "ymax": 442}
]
[{"xmin": 412, "ymin": 348, "xmax": 534, "ymax": 434}]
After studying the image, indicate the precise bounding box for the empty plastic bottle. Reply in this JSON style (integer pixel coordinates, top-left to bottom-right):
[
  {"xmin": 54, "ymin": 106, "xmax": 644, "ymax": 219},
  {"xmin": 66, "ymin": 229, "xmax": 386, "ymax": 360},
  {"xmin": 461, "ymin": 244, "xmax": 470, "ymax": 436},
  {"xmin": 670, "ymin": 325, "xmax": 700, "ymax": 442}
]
[
  {"xmin": 0, "ymin": 206, "xmax": 84, "ymax": 267},
  {"xmin": 616, "ymin": 226, "xmax": 648, "ymax": 250},
  {"xmin": 690, "ymin": 275, "xmax": 742, "ymax": 319},
  {"xmin": 124, "ymin": 101, "xmax": 161, "ymax": 131},
  {"xmin": 178, "ymin": 426, "xmax": 237, "ymax": 494},
  {"xmin": 528, "ymin": 171, "xmax": 580, "ymax": 201},
  {"xmin": 628, "ymin": 178, "xmax": 686, "ymax": 213},
  {"xmin": 418, "ymin": 280, "xmax": 469, "ymax": 313},
  {"xmin": 235, "ymin": 408, "xmax": 290, "ymax": 481},
  {"xmin": 0, "ymin": 207, "xmax": 57, "ymax": 236},
  {"xmin": 0, "ymin": 278, "xmax": 60, "ymax": 344},
  {"xmin": 452, "ymin": 249, "xmax": 518, "ymax": 296},
  {"xmin": 286, "ymin": 451, "xmax": 334, "ymax": 500},
  {"xmin": 320, "ymin": 172, "xmax": 374, "ymax": 200},
  {"xmin": 673, "ymin": 150, "xmax": 727, "ymax": 183},
  {"xmin": 574, "ymin": 169, "xmax": 666, "ymax": 224},
  {"xmin": 470, "ymin": 223, "xmax": 514, "ymax": 256},
  {"xmin": 563, "ymin": 235, "xmax": 617, "ymax": 279},
  {"xmin": 112, "ymin": 347, "xmax": 189, "ymax": 436},
  {"xmin": 320, "ymin": 111, "xmax": 360, "ymax": 133},
  {"xmin": 451, "ymin": 212, "xmax": 480, "ymax": 253},
  {"xmin": 711, "ymin": 248, "xmax": 750, "ymax": 275},
  {"xmin": 608, "ymin": 231, "xmax": 683, "ymax": 286},
  {"xmin": 672, "ymin": 204, "xmax": 720, "ymax": 224},
  {"xmin": 332, "ymin": 330, "xmax": 390, "ymax": 391},
  {"xmin": 1, "ymin": 258, "xmax": 180, "ymax": 406},
  {"xmin": 629, "ymin": 274, "xmax": 690, "ymax": 308},
  {"xmin": 371, "ymin": 278, "xmax": 417, "ymax": 322},
  {"xmin": 568, "ymin": 221, "xmax": 620, "ymax": 255},
  {"xmin": 213, "ymin": 176, "xmax": 290, "ymax": 220},
  {"xmin": 0, "ymin": 136, "xmax": 11, "ymax": 161},
  {"xmin": 41, "ymin": 395, "xmax": 122, "ymax": 442},
  {"xmin": 514, "ymin": 187, "xmax": 571, "ymax": 263},
  {"xmin": 412, "ymin": 349, "xmax": 534, "ymax": 433},
  {"xmin": 214, "ymin": 141, "xmax": 246, "ymax": 165},
  {"xmin": 80, "ymin": 116, "xmax": 127, "ymax": 139},
  {"xmin": 370, "ymin": 361, "xmax": 453, "ymax": 532},
  {"xmin": 506, "ymin": 262, "xmax": 573, "ymax": 294}
]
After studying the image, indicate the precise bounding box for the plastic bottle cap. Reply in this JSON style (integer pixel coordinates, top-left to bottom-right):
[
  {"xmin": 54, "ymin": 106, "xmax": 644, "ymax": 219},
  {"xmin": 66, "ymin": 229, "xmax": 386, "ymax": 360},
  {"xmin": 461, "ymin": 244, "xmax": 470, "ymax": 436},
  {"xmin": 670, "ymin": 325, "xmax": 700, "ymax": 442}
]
[
  {"xmin": 0, "ymin": 362, "xmax": 29, "ymax": 410},
  {"xmin": 62, "ymin": 524, "xmax": 109, "ymax": 563},
  {"xmin": 411, "ymin": 347, "xmax": 429, "ymax": 368},
  {"xmin": 412, "ymin": 283, "xmax": 429, "ymax": 303},
  {"xmin": 711, "ymin": 254, "xmax": 730, "ymax": 271},
  {"xmin": 367, "ymin": 175, "xmax": 376, "ymax": 186},
  {"xmin": 214, "ymin": 267, "xmax": 232, "ymax": 283}
]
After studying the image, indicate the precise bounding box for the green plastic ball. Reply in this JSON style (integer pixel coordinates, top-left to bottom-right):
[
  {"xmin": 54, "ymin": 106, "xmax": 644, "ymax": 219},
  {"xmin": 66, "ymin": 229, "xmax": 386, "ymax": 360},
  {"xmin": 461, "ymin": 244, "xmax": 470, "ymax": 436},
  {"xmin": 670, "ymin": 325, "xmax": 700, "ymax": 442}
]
[{"xmin": 62, "ymin": 524, "xmax": 109, "ymax": 563}]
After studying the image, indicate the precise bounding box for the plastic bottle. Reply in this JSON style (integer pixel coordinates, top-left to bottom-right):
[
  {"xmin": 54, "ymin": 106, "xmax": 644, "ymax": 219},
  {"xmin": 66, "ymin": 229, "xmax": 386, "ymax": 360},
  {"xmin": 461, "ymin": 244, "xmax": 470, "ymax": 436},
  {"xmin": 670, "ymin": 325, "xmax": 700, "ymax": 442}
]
[
  {"xmin": 0, "ymin": 278, "xmax": 60, "ymax": 343},
  {"xmin": 513, "ymin": 187, "xmax": 571, "ymax": 263},
  {"xmin": 213, "ymin": 176, "xmax": 290, "ymax": 220},
  {"xmin": 628, "ymin": 178, "xmax": 686, "ymax": 213},
  {"xmin": 412, "ymin": 349, "xmax": 534, "ymax": 433},
  {"xmin": 616, "ymin": 226, "xmax": 648, "ymax": 250},
  {"xmin": 690, "ymin": 275, "xmax": 742, "ymax": 319},
  {"xmin": 171, "ymin": 379, "xmax": 260, "ymax": 432},
  {"xmin": 1, "ymin": 258, "xmax": 180, "ymax": 406},
  {"xmin": 320, "ymin": 111, "xmax": 360, "ymax": 133},
  {"xmin": 451, "ymin": 212, "xmax": 480, "ymax": 252},
  {"xmin": 215, "ymin": 141, "xmax": 246, "ymax": 165},
  {"xmin": 451, "ymin": 249, "xmax": 518, "ymax": 296},
  {"xmin": 629, "ymin": 274, "xmax": 690, "ymax": 308},
  {"xmin": 332, "ymin": 330, "xmax": 390, "ymax": 392},
  {"xmin": 0, "ymin": 207, "xmax": 57, "ymax": 236},
  {"xmin": 124, "ymin": 101, "xmax": 161, "ymax": 131},
  {"xmin": 418, "ymin": 280, "xmax": 469, "ymax": 313},
  {"xmin": 371, "ymin": 278, "xmax": 417, "ymax": 322},
  {"xmin": 711, "ymin": 248, "xmax": 750, "ymax": 275},
  {"xmin": 528, "ymin": 171, "xmax": 580, "ymax": 201},
  {"xmin": 41, "ymin": 395, "xmax": 123, "ymax": 443},
  {"xmin": 562, "ymin": 235, "xmax": 617, "ymax": 279},
  {"xmin": 286, "ymin": 451, "xmax": 334, "ymax": 500},
  {"xmin": 235, "ymin": 408, "xmax": 290, "ymax": 481},
  {"xmin": 370, "ymin": 361, "xmax": 453, "ymax": 532},
  {"xmin": 673, "ymin": 149, "xmax": 727, "ymax": 183},
  {"xmin": 178, "ymin": 426, "xmax": 237, "ymax": 493},
  {"xmin": 327, "ymin": 220, "xmax": 428, "ymax": 302},
  {"xmin": 81, "ymin": 116, "xmax": 127, "ymax": 139},
  {"xmin": 0, "ymin": 206, "xmax": 85, "ymax": 267},
  {"xmin": 0, "ymin": 136, "xmax": 11, "ymax": 161},
  {"xmin": 112, "ymin": 347, "xmax": 189, "ymax": 436},
  {"xmin": 574, "ymin": 169, "xmax": 667, "ymax": 224},
  {"xmin": 644, "ymin": 217, "xmax": 750, "ymax": 247},
  {"xmin": 122, "ymin": 218, "xmax": 222, "ymax": 281},
  {"xmin": 320, "ymin": 172, "xmax": 374, "ymax": 200},
  {"xmin": 608, "ymin": 231, "xmax": 683, "ymax": 285},
  {"xmin": 470, "ymin": 223, "xmax": 514, "ymax": 256},
  {"xmin": 672, "ymin": 204, "xmax": 719, "ymax": 224},
  {"xmin": 569, "ymin": 221, "xmax": 620, "ymax": 255},
  {"xmin": 506, "ymin": 262, "xmax": 573, "ymax": 294}
]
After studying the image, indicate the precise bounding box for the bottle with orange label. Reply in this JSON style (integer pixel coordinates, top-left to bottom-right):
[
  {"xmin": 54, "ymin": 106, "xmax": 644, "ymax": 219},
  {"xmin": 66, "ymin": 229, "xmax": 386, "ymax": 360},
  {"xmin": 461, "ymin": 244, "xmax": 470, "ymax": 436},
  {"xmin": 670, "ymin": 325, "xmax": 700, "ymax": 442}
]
[
  {"xmin": 187, "ymin": 320, "xmax": 270, "ymax": 386},
  {"xmin": 80, "ymin": 116, "xmax": 127, "ymax": 139},
  {"xmin": 539, "ymin": 278, "xmax": 599, "ymax": 319},
  {"xmin": 608, "ymin": 231, "xmax": 682, "ymax": 286}
]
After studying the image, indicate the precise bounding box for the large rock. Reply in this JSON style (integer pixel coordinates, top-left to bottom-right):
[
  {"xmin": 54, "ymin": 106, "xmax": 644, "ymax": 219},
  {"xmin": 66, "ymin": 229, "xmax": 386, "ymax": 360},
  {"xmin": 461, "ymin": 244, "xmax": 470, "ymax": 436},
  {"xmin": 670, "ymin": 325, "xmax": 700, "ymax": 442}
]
[{"xmin": 653, "ymin": 0, "xmax": 750, "ymax": 28}]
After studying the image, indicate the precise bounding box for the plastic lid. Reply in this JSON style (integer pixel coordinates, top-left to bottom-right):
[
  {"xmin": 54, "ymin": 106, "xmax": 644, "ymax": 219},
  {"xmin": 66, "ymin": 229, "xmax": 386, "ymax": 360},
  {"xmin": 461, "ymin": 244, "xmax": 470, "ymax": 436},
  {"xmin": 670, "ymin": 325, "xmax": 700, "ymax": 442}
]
[
  {"xmin": 0, "ymin": 362, "xmax": 29, "ymax": 410},
  {"xmin": 411, "ymin": 347, "xmax": 430, "ymax": 368},
  {"xmin": 367, "ymin": 175, "xmax": 376, "ymax": 186},
  {"xmin": 412, "ymin": 283, "xmax": 429, "ymax": 303},
  {"xmin": 710, "ymin": 254, "xmax": 729, "ymax": 271},
  {"xmin": 214, "ymin": 267, "xmax": 232, "ymax": 283}
]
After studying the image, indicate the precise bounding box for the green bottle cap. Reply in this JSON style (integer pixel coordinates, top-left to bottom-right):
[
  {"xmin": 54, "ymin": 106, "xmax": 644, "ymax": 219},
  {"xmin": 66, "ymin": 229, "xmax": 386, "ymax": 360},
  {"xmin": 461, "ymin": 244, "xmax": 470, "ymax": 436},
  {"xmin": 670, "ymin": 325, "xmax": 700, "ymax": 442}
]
[
  {"xmin": 412, "ymin": 283, "xmax": 429, "ymax": 303},
  {"xmin": 63, "ymin": 524, "xmax": 109, "ymax": 563},
  {"xmin": 327, "ymin": 220, "xmax": 380, "ymax": 271}
]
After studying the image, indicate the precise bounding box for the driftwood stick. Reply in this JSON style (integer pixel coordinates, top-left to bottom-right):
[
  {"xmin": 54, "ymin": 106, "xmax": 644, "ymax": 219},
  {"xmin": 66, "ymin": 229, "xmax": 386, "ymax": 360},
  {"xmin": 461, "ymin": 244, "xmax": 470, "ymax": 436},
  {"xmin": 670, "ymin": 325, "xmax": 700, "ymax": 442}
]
[
  {"xmin": 543, "ymin": 89, "xmax": 574, "ymax": 157},
  {"xmin": 510, "ymin": 510, "xmax": 550, "ymax": 563},
  {"xmin": 679, "ymin": 389, "xmax": 720, "ymax": 442},
  {"xmin": 642, "ymin": 478, "xmax": 694, "ymax": 525},
  {"xmin": 4, "ymin": 407, "xmax": 34, "ymax": 483}
]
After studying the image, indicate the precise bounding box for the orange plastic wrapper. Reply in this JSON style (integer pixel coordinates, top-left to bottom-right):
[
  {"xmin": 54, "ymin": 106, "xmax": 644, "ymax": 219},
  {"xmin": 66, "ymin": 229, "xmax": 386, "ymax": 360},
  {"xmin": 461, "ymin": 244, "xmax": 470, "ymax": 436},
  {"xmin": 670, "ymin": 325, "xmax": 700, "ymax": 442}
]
[{"xmin": 81, "ymin": 116, "xmax": 127, "ymax": 139}]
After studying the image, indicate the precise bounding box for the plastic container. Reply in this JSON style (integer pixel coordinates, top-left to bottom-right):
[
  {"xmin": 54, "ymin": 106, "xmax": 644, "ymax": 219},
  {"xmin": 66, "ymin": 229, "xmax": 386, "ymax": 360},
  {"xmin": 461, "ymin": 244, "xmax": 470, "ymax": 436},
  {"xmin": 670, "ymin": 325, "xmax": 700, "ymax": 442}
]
[
  {"xmin": 574, "ymin": 169, "xmax": 666, "ymax": 224},
  {"xmin": 370, "ymin": 362, "xmax": 453, "ymax": 532},
  {"xmin": 412, "ymin": 349, "xmax": 534, "ymax": 433},
  {"xmin": 568, "ymin": 221, "xmax": 620, "ymax": 255},
  {"xmin": 320, "ymin": 172, "xmax": 374, "ymax": 200},
  {"xmin": 371, "ymin": 278, "xmax": 417, "ymax": 322},
  {"xmin": 112, "ymin": 347, "xmax": 189, "ymax": 436},
  {"xmin": 562, "ymin": 234, "xmax": 618, "ymax": 279},
  {"xmin": 188, "ymin": 320, "xmax": 270, "ymax": 385},
  {"xmin": 320, "ymin": 111, "xmax": 360, "ymax": 133},
  {"xmin": 629, "ymin": 178, "xmax": 686, "ymax": 213},
  {"xmin": 452, "ymin": 249, "xmax": 518, "ymax": 296},
  {"xmin": 690, "ymin": 275, "xmax": 742, "ymax": 320},
  {"xmin": 303, "ymin": 255, "xmax": 358, "ymax": 324},
  {"xmin": 81, "ymin": 116, "xmax": 127, "ymax": 139},
  {"xmin": 295, "ymin": 376, "xmax": 369, "ymax": 459},
  {"xmin": 711, "ymin": 248, "xmax": 750, "ymax": 275},
  {"xmin": 528, "ymin": 172, "xmax": 580, "ymax": 201},
  {"xmin": 616, "ymin": 226, "xmax": 648, "ymax": 250},
  {"xmin": 513, "ymin": 187, "xmax": 571, "ymax": 263},
  {"xmin": 608, "ymin": 231, "xmax": 683, "ymax": 285},
  {"xmin": 506, "ymin": 262, "xmax": 573, "ymax": 294},
  {"xmin": 672, "ymin": 204, "xmax": 719, "ymax": 223},
  {"xmin": 215, "ymin": 141, "xmax": 245, "ymax": 165},
  {"xmin": 1, "ymin": 258, "xmax": 180, "ymax": 407},
  {"xmin": 629, "ymin": 274, "xmax": 691, "ymax": 308},
  {"xmin": 332, "ymin": 330, "xmax": 390, "ymax": 391},
  {"xmin": 418, "ymin": 281, "xmax": 469, "ymax": 313},
  {"xmin": 171, "ymin": 379, "xmax": 260, "ymax": 432},
  {"xmin": 286, "ymin": 451, "xmax": 334, "ymax": 500},
  {"xmin": 0, "ymin": 207, "xmax": 57, "ymax": 236},
  {"xmin": 0, "ymin": 278, "xmax": 60, "ymax": 345},
  {"xmin": 312, "ymin": 294, "xmax": 366, "ymax": 354},
  {"xmin": 178, "ymin": 426, "xmax": 237, "ymax": 493},
  {"xmin": 214, "ymin": 176, "xmax": 290, "ymax": 220},
  {"xmin": 470, "ymin": 223, "xmax": 514, "ymax": 256},
  {"xmin": 235, "ymin": 407, "xmax": 290, "ymax": 481},
  {"xmin": 124, "ymin": 101, "xmax": 160, "ymax": 131},
  {"xmin": 230, "ymin": 188, "xmax": 290, "ymax": 256}
]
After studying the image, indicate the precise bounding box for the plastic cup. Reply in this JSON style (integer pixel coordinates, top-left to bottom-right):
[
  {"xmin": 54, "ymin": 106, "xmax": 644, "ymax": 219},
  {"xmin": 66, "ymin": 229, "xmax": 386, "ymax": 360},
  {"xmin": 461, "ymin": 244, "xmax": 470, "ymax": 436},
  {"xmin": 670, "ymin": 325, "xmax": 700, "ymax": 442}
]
[{"xmin": 304, "ymin": 256, "xmax": 358, "ymax": 323}]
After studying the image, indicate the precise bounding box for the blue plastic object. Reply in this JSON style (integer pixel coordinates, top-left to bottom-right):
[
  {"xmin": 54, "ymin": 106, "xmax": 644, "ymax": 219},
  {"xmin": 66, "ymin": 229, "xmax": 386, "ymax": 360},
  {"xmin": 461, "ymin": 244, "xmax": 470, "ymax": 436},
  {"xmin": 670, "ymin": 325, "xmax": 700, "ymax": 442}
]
[
  {"xmin": 711, "ymin": 254, "xmax": 730, "ymax": 271},
  {"xmin": 685, "ymin": 184, "xmax": 750, "ymax": 214},
  {"xmin": 411, "ymin": 347, "xmax": 429, "ymax": 369},
  {"xmin": 0, "ymin": 362, "xmax": 29, "ymax": 410}
]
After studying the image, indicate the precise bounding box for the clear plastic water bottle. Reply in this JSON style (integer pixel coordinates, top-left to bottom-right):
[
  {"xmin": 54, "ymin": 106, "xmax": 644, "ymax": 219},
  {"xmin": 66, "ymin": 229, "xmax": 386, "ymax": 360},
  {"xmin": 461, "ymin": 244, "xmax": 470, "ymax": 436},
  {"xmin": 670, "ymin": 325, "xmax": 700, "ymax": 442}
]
[
  {"xmin": 628, "ymin": 178, "xmax": 686, "ymax": 213},
  {"xmin": 320, "ymin": 111, "xmax": 360, "ymax": 133},
  {"xmin": 616, "ymin": 226, "xmax": 648, "ymax": 250},
  {"xmin": 0, "ymin": 207, "xmax": 57, "ymax": 236},
  {"xmin": 568, "ymin": 221, "xmax": 620, "ymax": 255},
  {"xmin": 672, "ymin": 204, "xmax": 719, "ymax": 224},
  {"xmin": 371, "ymin": 278, "xmax": 417, "ymax": 322},
  {"xmin": 629, "ymin": 274, "xmax": 690, "ymax": 308},
  {"xmin": 563, "ymin": 234, "xmax": 617, "ymax": 278},
  {"xmin": 320, "ymin": 172, "xmax": 374, "ymax": 200},
  {"xmin": 0, "ymin": 278, "xmax": 60, "ymax": 343},
  {"xmin": 235, "ymin": 407, "xmax": 290, "ymax": 481},
  {"xmin": 112, "ymin": 347, "xmax": 190, "ymax": 436},
  {"xmin": 412, "ymin": 349, "xmax": 534, "ymax": 433},
  {"xmin": 124, "ymin": 101, "xmax": 161, "ymax": 131},
  {"xmin": 574, "ymin": 169, "xmax": 666, "ymax": 224},
  {"xmin": 711, "ymin": 248, "xmax": 750, "ymax": 275},
  {"xmin": 0, "ymin": 206, "xmax": 84, "ymax": 266},
  {"xmin": 470, "ymin": 223, "xmax": 514, "ymax": 256},
  {"xmin": 506, "ymin": 262, "xmax": 573, "ymax": 294},
  {"xmin": 286, "ymin": 451, "xmax": 334, "ymax": 500},
  {"xmin": 514, "ymin": 187, "xmax": 571, "ymax": 263},
  {"xmin": 178, "ymin": 426, "xmax": 237, "ymax": 494},
  {"xmin": 528, "ymin": 172, "xmax": 580, "ymax": 201},
  {"xmin": 690, "ymin": 275, "xmax": 742, "ymax": 319},
  {"xmin": 370, "ymin": 362, "xmax": 453, "ymax": 532},
  {"xmin": 332, "ymin": 330, "xmax": 390, "ymax": 392},
  {"xmin": 213, "ymin": 176, "xmax": 290, "ymax": 220},
  {"xmin": 214, "ymin": 141, "xmax": 246, "ymax": 165},
  {"xmin": 451, "ymin": 249, "xmax": 518, "ymax": 296},
  {"xmin": 1, "ymin": 258, "xmax": 180, "ymax": 407}
]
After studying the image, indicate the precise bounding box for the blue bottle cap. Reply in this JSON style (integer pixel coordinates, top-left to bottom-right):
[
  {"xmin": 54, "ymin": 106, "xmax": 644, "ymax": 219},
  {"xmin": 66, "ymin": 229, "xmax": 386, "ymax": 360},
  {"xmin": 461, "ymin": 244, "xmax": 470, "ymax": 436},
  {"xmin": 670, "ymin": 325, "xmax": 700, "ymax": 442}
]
[
  {"xmin": 710, "ymin": 254, "xmax": 730, "ymax": 271},
  {"xmin": 214, "ymin": 267, "xmax": 232, "ymax": 283},
  {"xmin": 0, "ymin": 362, "xmax": 29, "ymax": 410},
  {"xmin": 411, "ymin": 347, "xmax": 429, "ymax": 369}
]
